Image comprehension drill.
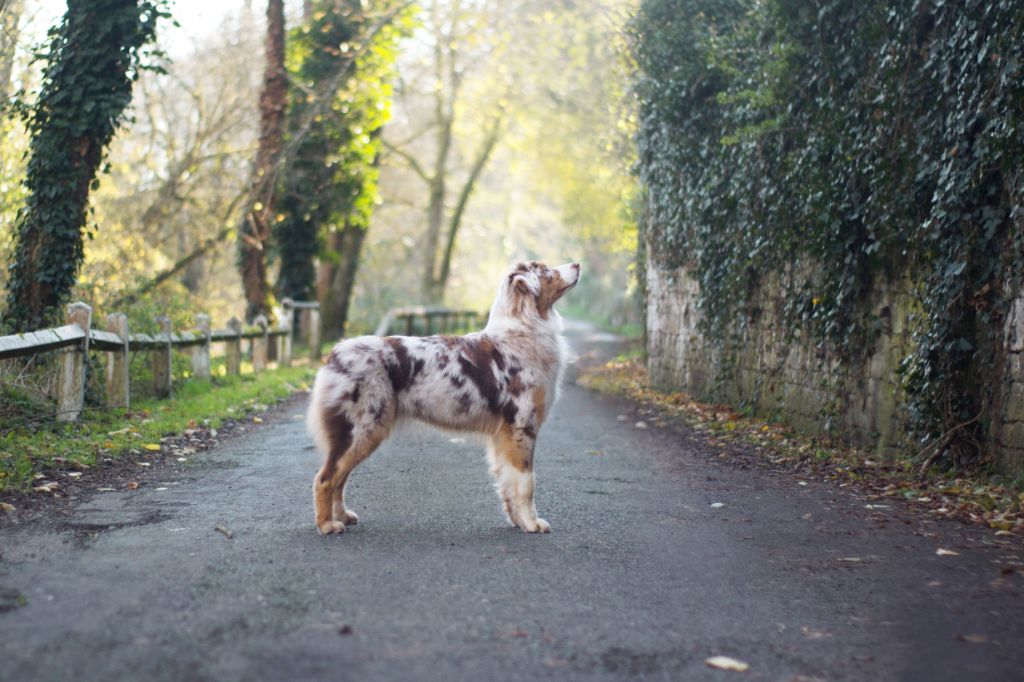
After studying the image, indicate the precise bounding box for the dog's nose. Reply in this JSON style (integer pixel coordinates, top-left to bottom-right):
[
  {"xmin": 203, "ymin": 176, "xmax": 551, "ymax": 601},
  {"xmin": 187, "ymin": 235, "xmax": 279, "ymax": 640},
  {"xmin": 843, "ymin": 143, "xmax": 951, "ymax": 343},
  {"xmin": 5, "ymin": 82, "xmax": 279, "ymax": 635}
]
[{"xmin": 571, "ymin": 262, "xmax": 580, "ymax": 271}]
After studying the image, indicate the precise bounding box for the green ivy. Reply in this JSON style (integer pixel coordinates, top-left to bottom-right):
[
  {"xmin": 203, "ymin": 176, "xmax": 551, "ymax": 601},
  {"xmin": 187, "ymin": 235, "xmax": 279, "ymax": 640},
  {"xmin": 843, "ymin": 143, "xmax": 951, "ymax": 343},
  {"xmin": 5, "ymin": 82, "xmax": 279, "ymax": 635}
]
[
  {"xmin": 631, "ymin": 0, "xmax": 1024, "ymax": 465},
  {"xmin": 274, "ymin": 0, "xmax": 410, "ymax": 302},
  {"xmin": 1, "ymin": 0, "xmax": 171, "ymax": 332}
]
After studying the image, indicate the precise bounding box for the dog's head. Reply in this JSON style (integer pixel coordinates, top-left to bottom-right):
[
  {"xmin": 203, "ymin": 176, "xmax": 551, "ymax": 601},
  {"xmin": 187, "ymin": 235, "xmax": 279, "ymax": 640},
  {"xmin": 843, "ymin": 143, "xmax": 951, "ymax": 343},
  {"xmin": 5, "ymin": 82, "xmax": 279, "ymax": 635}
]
[{"xmin": 491, "ymin": 260, "xmax": 581, "ymax": 323}]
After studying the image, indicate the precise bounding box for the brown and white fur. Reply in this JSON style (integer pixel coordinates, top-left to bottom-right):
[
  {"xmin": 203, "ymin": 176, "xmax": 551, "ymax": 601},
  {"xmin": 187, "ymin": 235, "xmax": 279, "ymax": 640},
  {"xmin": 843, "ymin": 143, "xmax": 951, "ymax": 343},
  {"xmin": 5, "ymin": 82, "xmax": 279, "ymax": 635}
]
[{"xmin": 307, "ymin": 261, "xmax": 581, "ymax": 535}]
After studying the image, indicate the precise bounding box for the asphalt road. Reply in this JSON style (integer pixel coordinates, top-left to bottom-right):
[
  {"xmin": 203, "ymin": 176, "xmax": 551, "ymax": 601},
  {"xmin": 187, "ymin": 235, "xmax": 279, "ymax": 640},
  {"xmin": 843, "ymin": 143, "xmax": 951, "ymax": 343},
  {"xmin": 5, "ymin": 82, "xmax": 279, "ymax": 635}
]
[{"xmin": 1, "ymin": 321, "xmax": 1022, "ymax": 681}]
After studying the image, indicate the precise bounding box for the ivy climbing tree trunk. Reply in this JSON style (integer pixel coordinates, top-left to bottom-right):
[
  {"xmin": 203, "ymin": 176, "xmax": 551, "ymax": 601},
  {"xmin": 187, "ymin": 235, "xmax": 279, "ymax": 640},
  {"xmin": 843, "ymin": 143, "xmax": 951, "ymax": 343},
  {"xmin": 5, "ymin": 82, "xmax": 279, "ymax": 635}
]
[
  {"xmin": 275, "ymin": 1, "xmax": 409, "ymax": 337},
  {"xmin": 1, "ymin": 0, "xmax": 167, "ymax": 331},
  {"xmin": 238, "ymin": 0, "xmax": 286, "ymax": 323}
]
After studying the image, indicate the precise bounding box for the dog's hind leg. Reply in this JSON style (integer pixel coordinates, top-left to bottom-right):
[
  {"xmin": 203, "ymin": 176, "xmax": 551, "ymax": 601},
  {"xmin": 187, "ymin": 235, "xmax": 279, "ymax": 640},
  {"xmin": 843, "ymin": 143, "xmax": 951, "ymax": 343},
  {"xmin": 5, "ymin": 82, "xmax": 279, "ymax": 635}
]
[
  {"xmin": 313, "ymin": 416, "xmax": 388, "ymax": 535},
  {"xmin": 488, "ymin": 426, "xmax": 550, "ymax": 533}
]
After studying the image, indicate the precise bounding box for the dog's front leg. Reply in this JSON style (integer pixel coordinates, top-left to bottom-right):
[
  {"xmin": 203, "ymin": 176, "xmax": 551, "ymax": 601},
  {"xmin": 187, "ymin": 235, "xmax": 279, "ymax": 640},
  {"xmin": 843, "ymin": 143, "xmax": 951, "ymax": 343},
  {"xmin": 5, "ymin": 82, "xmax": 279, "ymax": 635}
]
[{"xmin": 488, "ymin": 428, "xmax": 550, "ymax": 533}]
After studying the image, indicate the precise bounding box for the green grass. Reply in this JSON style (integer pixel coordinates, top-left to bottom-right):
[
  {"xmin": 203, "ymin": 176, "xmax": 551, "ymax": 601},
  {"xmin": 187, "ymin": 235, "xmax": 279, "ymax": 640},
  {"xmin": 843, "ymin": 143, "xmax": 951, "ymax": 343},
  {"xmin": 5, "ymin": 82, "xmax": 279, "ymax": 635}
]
[{"xmin": 0, "ymin": 364, "xmax": 316, "ymax": 492}]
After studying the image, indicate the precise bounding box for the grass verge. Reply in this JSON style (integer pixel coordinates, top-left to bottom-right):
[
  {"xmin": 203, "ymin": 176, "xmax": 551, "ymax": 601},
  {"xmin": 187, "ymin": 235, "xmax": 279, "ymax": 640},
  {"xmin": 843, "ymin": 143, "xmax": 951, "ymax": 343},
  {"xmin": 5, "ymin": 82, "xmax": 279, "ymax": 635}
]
[
  {"xmin": 579, "ymin": 356, "xmax": 1024, "ymax": 538},
  {"xmin": 0, "ymin": 364, "xmax": 315, "ymax": 493}
]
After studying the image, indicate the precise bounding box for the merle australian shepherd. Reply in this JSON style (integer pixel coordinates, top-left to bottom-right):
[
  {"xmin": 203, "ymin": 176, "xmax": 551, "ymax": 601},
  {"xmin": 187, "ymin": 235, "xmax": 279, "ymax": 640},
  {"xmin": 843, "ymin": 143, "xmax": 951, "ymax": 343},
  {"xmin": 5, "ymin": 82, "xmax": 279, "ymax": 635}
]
[{"xmin": 306, "ymin": 261, "xmax": 581, "ymax": 535}]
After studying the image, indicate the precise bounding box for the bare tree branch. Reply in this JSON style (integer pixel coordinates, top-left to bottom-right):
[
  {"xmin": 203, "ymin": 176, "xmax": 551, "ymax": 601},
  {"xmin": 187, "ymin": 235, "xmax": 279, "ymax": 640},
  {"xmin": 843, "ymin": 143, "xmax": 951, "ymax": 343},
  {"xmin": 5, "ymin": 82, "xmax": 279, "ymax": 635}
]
[{"xmin": 381, "ymin": 137, "xmax": 432, "ymax": 183}]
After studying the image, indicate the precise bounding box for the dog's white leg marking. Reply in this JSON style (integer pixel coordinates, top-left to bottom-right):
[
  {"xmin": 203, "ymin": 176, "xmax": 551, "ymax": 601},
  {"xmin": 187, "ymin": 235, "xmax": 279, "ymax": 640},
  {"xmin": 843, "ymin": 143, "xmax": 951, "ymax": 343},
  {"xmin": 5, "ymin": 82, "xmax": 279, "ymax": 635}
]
[{"xmin": 489, "ymin": 428, "xmax": 549, "ymax": 533}]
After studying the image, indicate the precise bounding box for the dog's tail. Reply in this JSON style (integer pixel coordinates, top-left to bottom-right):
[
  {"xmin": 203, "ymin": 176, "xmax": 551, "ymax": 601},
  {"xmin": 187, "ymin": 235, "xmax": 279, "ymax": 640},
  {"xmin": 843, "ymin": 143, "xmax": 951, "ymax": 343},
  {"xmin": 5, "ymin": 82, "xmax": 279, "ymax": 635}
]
[{"xmin": 306, "ymin": 368, "xmax": 332, "ymax": 458}]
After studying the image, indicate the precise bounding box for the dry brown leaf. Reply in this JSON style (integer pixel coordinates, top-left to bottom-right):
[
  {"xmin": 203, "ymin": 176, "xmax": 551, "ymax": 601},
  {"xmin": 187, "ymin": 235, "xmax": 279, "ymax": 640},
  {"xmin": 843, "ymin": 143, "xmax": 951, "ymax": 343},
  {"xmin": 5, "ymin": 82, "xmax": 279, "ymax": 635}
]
[
  {"xmin": 126, "ymin": 481, "xmax": 140, "ymax": 490},
  {"xmin": 0, "ymin": 502, "xmax": 15, "ymax": 513}
]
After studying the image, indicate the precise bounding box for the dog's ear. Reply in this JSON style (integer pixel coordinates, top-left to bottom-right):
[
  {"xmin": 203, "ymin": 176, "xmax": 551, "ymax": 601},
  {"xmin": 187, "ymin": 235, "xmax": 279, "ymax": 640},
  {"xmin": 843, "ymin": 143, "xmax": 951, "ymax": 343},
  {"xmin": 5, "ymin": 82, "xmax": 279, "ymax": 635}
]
[{"xmin": 513, "ymin": 274, "xmax": 531, "ymax": 295}]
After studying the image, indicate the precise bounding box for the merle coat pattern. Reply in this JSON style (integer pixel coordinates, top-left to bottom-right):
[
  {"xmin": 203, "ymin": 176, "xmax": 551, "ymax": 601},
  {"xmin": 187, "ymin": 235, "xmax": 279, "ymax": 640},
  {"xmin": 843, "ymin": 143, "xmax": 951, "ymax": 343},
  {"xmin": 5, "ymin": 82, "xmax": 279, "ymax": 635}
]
[{"xmin": 307, "ymin": 261, "xmax": 581, "ymax": 535}]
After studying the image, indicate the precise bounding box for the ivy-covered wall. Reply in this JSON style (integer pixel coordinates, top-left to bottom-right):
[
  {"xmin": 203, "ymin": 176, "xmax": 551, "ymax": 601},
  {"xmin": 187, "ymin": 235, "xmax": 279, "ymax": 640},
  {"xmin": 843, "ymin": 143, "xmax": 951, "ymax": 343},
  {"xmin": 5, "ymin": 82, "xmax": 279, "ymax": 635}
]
[
  {"xmin": 646, "ymin": 263, "xmax": 1024, "ymax": 474},
  {"xmin": 631, "ymin": 0, "xmax": 1024, "ymax": 473}
]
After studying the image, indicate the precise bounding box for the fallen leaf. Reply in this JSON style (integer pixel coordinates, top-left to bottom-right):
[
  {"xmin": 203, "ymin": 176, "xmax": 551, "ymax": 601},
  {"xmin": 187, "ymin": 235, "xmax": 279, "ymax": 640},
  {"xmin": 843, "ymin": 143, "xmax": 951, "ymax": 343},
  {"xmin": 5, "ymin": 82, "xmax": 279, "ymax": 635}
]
[
  {"xmin": 139, "ymin": 462, "xmax": 151, "ymax": 467},
  {"xmin": 252, "ymin": 416, "xmax": 263, "ymax": 424},
  {"xmin": 215, "ymin": 525, "xmax": 233, "ymax": 539},
  {"xmin": 143, "ymin": 444, "xmax": 161, "ymax": 452},
  {"xmin": 107, "ymin": 427, "xmax": 131, "ymax": 436},
  {"xmin": 936, "ymin": 548, "xmax": 960, "ymax": 557},
  {"xmin": 705, "ymin": 656, "xmax": 749, "ymax": 672},
  {"xmin": 954, "ymin": 633, "xmax": 986, "ymax": 643},
  {"xmin": 126, "ymin": 481, "xmax": 140, "ymax": 490},
  {"xmin": 33, "ymin": 482, "xmax": 58, "ymax": 493},
  {"xmin": 0, "ymin": 502, "xmax": 15, "ymax": 513}
]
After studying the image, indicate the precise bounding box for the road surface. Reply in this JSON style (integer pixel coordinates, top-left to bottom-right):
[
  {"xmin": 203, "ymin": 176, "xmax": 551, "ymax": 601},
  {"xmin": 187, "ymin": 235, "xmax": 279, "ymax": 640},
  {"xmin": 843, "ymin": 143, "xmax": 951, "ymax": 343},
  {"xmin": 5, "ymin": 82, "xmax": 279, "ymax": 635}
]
[{"xmin": 1, "ymin": 321, "xmax": 1022, "ymax": 681}]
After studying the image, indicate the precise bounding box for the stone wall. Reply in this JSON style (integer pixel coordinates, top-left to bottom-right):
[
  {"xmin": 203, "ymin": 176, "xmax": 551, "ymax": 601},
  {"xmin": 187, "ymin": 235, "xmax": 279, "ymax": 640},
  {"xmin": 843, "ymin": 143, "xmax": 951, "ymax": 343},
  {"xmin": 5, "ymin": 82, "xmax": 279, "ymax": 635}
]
[{"xmin": 645, "ymin": 259, "xmax": 1024, "ymax": 474}]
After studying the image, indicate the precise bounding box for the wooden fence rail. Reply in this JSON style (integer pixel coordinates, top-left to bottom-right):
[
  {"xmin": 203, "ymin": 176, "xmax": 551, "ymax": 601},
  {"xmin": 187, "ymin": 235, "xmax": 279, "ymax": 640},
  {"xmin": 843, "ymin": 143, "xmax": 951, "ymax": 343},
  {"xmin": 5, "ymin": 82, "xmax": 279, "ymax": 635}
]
[
  {"xmin": 373, "ymin": 306, "xmax": 482, "ymax": 337},
  {"xmin": 0, "ymin": 299, "xmax": 321, "ymax": 421}
]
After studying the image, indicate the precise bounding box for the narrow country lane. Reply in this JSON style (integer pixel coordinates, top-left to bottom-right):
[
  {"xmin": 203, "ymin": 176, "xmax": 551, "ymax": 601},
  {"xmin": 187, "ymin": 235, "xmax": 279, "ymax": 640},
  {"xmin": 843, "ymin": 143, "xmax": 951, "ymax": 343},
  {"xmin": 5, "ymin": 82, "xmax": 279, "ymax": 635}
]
[{"xmin": 1, "ymin": 321, "xmax": 1021, "ymax": 681}]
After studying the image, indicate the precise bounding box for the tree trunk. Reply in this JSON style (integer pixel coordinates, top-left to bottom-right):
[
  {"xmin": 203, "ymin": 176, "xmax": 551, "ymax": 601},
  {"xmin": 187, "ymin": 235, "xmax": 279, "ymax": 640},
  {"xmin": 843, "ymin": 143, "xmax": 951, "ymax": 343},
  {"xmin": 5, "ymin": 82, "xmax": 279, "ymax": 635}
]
[
  {"xmin": 238, "ymin": 0, "xmax": 286, "ymax": 322},
  {"xmin": 0, "ymin": 0, "xmax": 23, "ymax": 102},
  {"xmin": 435, "ymin": 113, "xmax": 502, "ymax": 297},
  {"xmin": 318, "ymin": 224, "xmax": 368, "ymax": 340},
  {"xmin": 420, "ymin": 21, "xmax": 456, "ymax": 304}
]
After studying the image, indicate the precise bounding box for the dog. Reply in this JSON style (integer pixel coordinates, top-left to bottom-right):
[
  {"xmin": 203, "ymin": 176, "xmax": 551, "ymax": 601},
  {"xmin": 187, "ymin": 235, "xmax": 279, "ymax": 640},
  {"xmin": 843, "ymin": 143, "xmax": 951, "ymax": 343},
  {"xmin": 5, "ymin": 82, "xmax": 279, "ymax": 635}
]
[{"xmin": 306, "ymin": 260, "xmax": 581, "ymax": 535}]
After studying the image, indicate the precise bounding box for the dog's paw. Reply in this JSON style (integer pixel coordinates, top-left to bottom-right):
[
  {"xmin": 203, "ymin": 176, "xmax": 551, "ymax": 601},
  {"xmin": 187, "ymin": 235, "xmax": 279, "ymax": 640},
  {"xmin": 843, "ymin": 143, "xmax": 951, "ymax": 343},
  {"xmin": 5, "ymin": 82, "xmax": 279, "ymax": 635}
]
[
  {"xmin": 318, "ymin": 520, "xmax": 346, "ymax": 535},
  {"xmin": 343, "ymin": 509, "xmax": 359, "ymax": 525},
  {"xmin": 520, "ymin": 517, "xmax": 551, "ymax": 533}
]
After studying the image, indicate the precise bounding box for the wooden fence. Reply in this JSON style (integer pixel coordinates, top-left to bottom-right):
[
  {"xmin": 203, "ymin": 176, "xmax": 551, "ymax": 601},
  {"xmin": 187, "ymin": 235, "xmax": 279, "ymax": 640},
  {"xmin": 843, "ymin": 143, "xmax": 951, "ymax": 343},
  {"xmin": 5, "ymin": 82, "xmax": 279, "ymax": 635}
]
[
  {"xmin": 0, "ymin": 301, "xmax": 484, "ymax": 424},
  {"xmin": 374, "ymin": 306, "xmax": 482, "ymax": 337},
  {"xmin": 0, "ymin": 298, "xmax": 321, "ymax": 421}
]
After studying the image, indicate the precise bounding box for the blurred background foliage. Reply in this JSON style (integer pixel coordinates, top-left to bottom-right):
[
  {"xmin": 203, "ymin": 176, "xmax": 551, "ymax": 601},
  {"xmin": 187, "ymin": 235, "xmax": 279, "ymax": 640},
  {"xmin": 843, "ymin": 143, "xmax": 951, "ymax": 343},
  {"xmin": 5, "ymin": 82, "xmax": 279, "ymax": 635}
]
[{"xmin": 0, "ymin": 0, "xmax": 640, "ymax": 339}]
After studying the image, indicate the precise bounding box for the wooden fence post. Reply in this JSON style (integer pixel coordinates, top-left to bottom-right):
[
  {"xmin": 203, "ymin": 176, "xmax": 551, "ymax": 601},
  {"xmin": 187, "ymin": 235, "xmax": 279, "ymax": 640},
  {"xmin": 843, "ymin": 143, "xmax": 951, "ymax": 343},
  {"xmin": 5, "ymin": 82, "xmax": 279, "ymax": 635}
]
[
  {"xmin": 57, "ymin": 302, "xmax": 91, "ymax": 422},
  {"xmin": 191, "ymin": 313, "xmax": 211, "ymax": 380},
  {"xmin": 253, "ymin": 315, "xmax": 268, "ymax": 372},
  {"xmin": 105, "ymin": 313, "xmax": 129, "ymax": 410},
  {"xmin": 280, "ymin": 299, "xmax": 293, "ymax": 367},
  {"xmin": 226, "ymin": 317, "xmax": 242, "ymax": 375},
  {"xmin": 152, "ymin": 315, "xmax": 172, "ymax": 398},
  {"xmin": 307, "ymin": 307, "xmax": 321, "ymax": 360}
]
